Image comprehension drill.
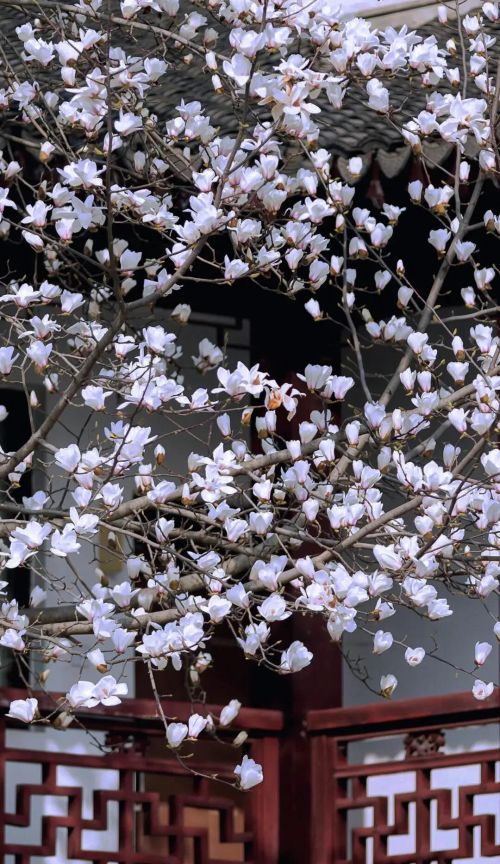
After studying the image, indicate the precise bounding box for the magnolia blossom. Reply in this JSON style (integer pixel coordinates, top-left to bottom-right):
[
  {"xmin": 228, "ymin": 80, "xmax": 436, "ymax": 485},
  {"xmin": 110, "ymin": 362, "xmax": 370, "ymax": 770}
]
[
  {"xmin": 405, "ymin": 647, "xmax": 425, "ymax": 666},
  {"xmin": 88, "ymin": 648, "xmax": 108, "ymax": 672},
  {"xmin": 234, "ymin": 755, "xmax": 263, "ymax": 790},
  {"xmin": 0, "ymin": 0, "xmax": 497, "ymax": 791},
  {"xmin": 166, "ymin": 722, "xmax": 188, "ymax": 748},
  {"xmin": 373, "ymin": 631, "xmax": 393, "ymax": 654},
  {"xmin": 188, "ymin": 714, "xmax": 208, "ymax": 738},
  {"xmin": 7, "ymin": 698, "xmax": 39, "ymax": 723},
  {"xmin": 219, "ymin": 699, "xmax": 242, "ymax": 727},
  {"xmin": 67, "ymin": 677, "xmax": 128, "ymax": 709},
  {"xmin": 472, "ymin": 680, "xmax": 494, "ymax": 701},
  {"xmin": 474, "ymin": 641, "xmax": 492, "ymax": 666},
  {"xmin": 380, "ymin": 675, "xmax": 398, "ymax": 698},
  {"xmin": 258, "ymin": 594, "xmax": 291, "ymax": 622},
  {"xmin": 280, "ymin": 641, "xmax": 313, "ymax": 673}
]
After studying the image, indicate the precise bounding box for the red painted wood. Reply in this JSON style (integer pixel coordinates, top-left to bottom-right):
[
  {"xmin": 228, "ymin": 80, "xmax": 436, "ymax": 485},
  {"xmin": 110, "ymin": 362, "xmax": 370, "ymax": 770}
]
[
  {"xmin": 0, "ymin": 691, "xmax": 283, "ymax": 864},
  {"xmin": 248, "ymin": 737, "xmax": 280, "ymax": 864},
  {"xmin": 0, "ymin": 688, "xmax": 284, "ymax": 732},
  {"xmin": 1, "ymin": 689, "xmax": 499, "ymax": 862},
  {"xmin": 306, "ymin": 688, "xmax": 500, "ymax": 733},
  {"xmin": 310, "ymin": 735, "xmax": 336, "ymax": 864},
  {"xmin": 333, "ymin": 746, "xmax": 500, "ymax": 777},
  {"xmin": 308, "ymin": 692, "xmax": 500, "ymax": 864}
]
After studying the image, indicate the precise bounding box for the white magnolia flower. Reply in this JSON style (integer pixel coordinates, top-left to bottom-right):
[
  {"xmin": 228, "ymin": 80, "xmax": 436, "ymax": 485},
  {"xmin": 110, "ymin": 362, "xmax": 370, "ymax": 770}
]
[
  {"xmin": 204, "ymin": 595, "xmax": 232, "ymax": 623},
  {"xmin": 87, "ymin": 648, "xmax": 108, "ymax": 672},
  {"xmin": 115, "ymin": 111, "xmax": 143, "ymax": 136},
  {"xmin": 234, "ymin": 755, "xmax": 263, "ymax": 790},
  {"xmin": 67, "ymin": 680, "xmax": 96, "ymax": 709},
  {"xmin": 30, "ymin": 585, "xmax": 47, "ymax": 607},
  {"xmin": 405, "ymin": 647, "xmax": 425, "ymax": 666},
  {"xmin": 188, "ymin": 714, "xmax": 207, "ymax": 739},
  {"xmin": 110, "ymin": 581, "xmax": 140, "ymax": 609},
  {"xmin": 373, "ymin": 631, "xmax": 393, "ymax": 654},
  {"xmin": 82, "ymin": 385, "xmax": 111, "ymax": 411},
  {"xmin": 427, "ymin": 598, "xmax": 453, "ymax": 619},
  {"xmin": 166, "ymin": 722, "xmax": 188, "ymax": 748},
  {"xmin": 304, "ymin": 298, "xmax": 322, "ymax": 320},
  {"xmin": 380, "ymin": 674, "xmax": 398, "ymax": 698},
  {"xmin": 428, "ymin": 229, "xmax": 450, "ymax": 254},
  {"xmin": 112, "ymin": 628, "xmax": 136, "ymax": 654},
  {"xmin": 258, "ymin": 594, "xmax": 291, "ymax": 622},
  {"xmin": 373, "ymin": 545, "xmax": 402, "ymax": 572},
  {"xmin": 472, "ymin": 680, "xmax": 494, "ymax": 701},
  {"xmin": 50, "ymin": 526, "xmax": 81, "ymax": 557},
  {"xmin": 7, "ymin": 697, "xmax": 38, "ymax": 723},
  {"xmin": 93, "ymin": 676, "xmax": 128, "ymax": 706},
  {"xmin": 474, "ymin": 641, "xmax": 492, "ymax": 666},
  {"xmin": 0, "ymin": 628, "xmax": 26, "ymax": 651},
  {"xmin": 280, "ymin": 641, "xmax": 313, "ymax": 673},
  {"xmin": 219, "ymin": 699, "xmax": 242, "ymax": 727},
  {"xmin": 0, "ymin": 346, "xmax": 19, "ymax": 374},
  {"xmin": 58, "ymin": 159, "xmax": 104, "ymax": 189},
  {"xmin": 55, "ymin": 444, "xmax": 81, "ymax": 473}
]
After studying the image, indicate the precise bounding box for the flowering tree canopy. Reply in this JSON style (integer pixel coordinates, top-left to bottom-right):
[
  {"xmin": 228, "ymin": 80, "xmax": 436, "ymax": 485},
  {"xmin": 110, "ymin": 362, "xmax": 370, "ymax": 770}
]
[{"xmin": 0, "ymin": 0, "xmax": 499, "ymax": 789}]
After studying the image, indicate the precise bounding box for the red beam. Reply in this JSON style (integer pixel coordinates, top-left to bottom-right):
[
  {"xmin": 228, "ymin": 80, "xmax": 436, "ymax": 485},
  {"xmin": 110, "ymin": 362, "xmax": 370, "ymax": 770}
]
[
  {"xmin": 306, "ymin": 689, "xmax": 500, "ymax": 734},
  {"xmin": 0, "ymin": 688, "xmax": 284, "ymax": 732}
]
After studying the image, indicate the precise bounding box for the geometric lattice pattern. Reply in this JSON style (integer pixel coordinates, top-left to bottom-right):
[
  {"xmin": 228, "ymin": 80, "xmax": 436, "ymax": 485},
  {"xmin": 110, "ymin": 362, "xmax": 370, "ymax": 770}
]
[
  {"xmin": 2, "ymin": 689, "xmax": 498, "ymax": 863},
  {"xmin": 2, "ymin": 756, "xmax": 250, "ymax": 863},
  {"xmin": 312, "ymin": 734, "xmax": 500, "ymax": 864},
  {"xmin": 0, "ymin": 714, "xmax": 279, "ymax": 864},
  {"xmin": 345, "ymin": 757, "xmax": 500, "ymax": 864}
]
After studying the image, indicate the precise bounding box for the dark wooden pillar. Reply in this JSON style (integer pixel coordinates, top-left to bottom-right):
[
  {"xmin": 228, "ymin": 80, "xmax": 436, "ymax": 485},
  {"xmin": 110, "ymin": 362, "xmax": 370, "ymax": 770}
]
[{"xmin": 250, "ymin": 294, "xmax": 343, "ymax": 863}]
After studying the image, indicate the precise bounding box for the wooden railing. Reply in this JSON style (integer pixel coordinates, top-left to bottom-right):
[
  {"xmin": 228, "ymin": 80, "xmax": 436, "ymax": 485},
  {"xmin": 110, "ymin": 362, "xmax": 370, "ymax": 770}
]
[
  {"xmin": 0, "ymin": 689, "xmax": 283, "ymax": 864},
  {"xmin": 1, "ymin": 688, "xmax": 498, "ymax": 863},
  {"xmin": 307, "ymin": 691, "xmax": 500, "ymax": 864}
]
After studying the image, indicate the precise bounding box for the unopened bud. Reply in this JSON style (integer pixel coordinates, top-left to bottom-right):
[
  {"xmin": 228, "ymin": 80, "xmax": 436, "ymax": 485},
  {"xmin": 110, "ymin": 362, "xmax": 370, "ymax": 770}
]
[
  {"xmin": 39, "ymin": 142, "xmax": 56, "ymax": 163},
  {"xmin": 95, "ymin": 568, "xmax": 108, "ymax": 587},
  {"xmin": 107, "ymin": 531, "xmax": 118, "ymax": 551},
  {"xmin": 241, "ymin": 408, "xmax": 253, "ymax": 426},
  {"xmin": 437, "ymin": 4, "xmax": 447, "ymax": 23},
  {"xmin": 154, "ymin": 444, "xmax": 166, "ymax": 465},
  {"xmin": 206, "ymin": 51, "xmax": 218, "ymax": 70},
  {"xmin": 53, "ymin": 711, "xmax": 74, "ymax": 730},
  {"xmin": 134, "ymin": 151, "xmax": 146, "ymax": 173},
  {"xmin": 212, "ymin": 74, "xmax": 223, "ymax": 93}
]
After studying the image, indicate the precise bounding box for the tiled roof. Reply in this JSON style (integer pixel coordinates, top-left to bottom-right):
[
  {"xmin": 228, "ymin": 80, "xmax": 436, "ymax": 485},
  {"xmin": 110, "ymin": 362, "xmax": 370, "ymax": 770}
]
[{"xmin": 0, "ymin": 7, "xmax": 497, "ymax": 166}]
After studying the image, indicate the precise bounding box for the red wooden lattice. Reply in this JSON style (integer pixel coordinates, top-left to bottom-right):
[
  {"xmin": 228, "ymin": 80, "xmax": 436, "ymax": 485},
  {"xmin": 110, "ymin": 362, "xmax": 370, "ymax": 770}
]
[
  {"xmin": 1, "ymin": 689, "xmax": 499, "ymax": 863},
  {"xmin": 0, "ymin": 692, "xmax": 281, "ymax": 864},
  {"xmin": 308, "ymin": 691, "xmax": 500, "ymax": 864}
]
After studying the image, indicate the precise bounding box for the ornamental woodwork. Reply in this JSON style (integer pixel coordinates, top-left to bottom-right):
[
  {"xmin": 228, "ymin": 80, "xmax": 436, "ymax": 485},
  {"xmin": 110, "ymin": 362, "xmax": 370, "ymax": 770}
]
[
  {"xmin": 309, "ymin": 691, "xmax": 500, "ymax": 864},
  {"xmin": 403, "ymin": 730, "xmax": 446, "ymax": 758},
  {"xmin": 0, "ymin": 692, "xmax": 281, "ymax": 864},
  {"xmin": 0, "ymin": 690, "xmax": 499, "ymax": 864}
]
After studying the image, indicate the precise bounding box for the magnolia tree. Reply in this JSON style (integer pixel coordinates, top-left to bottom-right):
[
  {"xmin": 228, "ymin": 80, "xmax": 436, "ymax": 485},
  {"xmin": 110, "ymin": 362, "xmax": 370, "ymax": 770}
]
[{"xmin": 0, "ymin": 0, "xmax": 498, "ymax": 791}]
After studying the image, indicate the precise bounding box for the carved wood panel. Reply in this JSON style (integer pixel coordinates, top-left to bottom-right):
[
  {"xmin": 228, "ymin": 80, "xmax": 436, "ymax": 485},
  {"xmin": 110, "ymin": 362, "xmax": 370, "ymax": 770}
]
[{"xmin": 0, "ymin": 717, "xmax": 279, "ymax": 864}]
